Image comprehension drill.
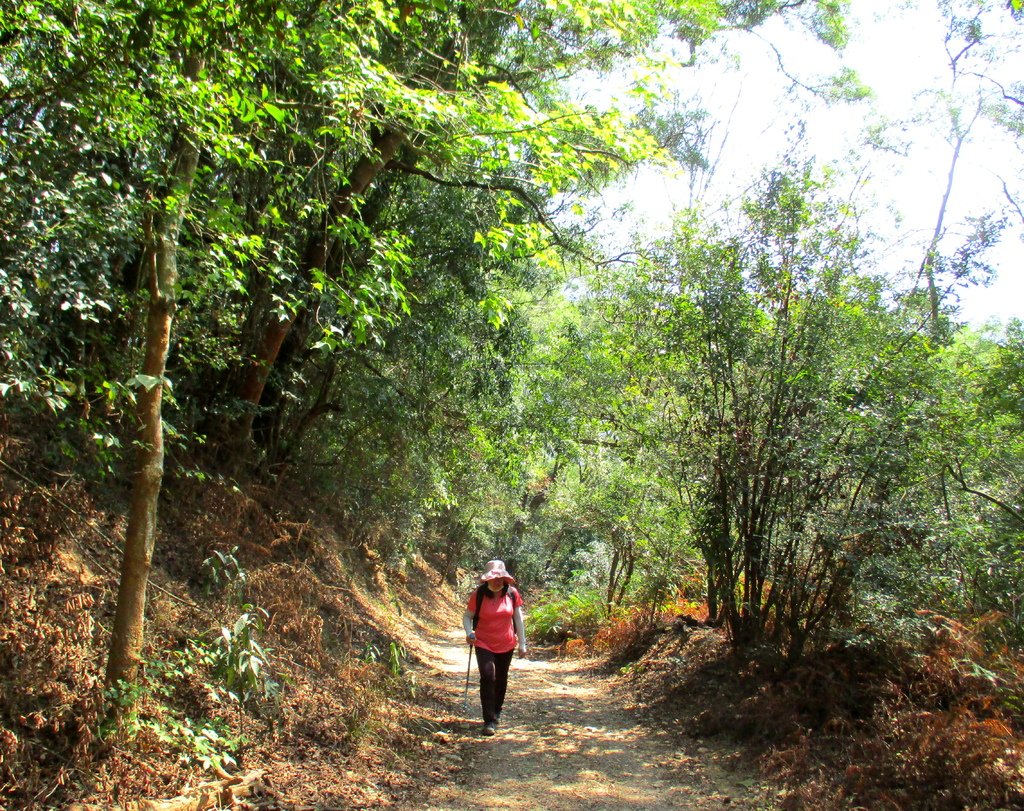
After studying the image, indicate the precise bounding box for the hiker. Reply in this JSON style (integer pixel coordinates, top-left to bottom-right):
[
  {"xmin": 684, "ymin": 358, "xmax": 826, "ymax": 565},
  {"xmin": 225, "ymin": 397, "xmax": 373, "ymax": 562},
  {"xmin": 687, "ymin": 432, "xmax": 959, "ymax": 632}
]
[{"xmin": 463, "ymin": 559, "xmax": 527, "ymax": 736}]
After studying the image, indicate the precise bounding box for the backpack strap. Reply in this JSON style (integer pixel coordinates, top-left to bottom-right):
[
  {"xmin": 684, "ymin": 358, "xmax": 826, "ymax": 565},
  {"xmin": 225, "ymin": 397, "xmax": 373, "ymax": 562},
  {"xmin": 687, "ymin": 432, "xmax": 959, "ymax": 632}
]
[{"xmin": 472, "ymin": 584, "xmax": 487, "ymax": 630}]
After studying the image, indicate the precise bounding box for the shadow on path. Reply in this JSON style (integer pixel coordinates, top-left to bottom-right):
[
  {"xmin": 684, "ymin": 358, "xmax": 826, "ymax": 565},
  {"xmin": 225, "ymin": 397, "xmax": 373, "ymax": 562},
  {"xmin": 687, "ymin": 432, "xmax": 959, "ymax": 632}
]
[{"xmin": 401, "ymin": 627, "xmax": 774, "ymax": 810}]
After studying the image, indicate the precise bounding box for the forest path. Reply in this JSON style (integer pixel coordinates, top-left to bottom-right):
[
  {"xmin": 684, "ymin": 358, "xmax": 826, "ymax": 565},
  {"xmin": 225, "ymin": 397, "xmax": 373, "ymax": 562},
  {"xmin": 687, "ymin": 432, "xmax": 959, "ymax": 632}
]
[{"xmin": 402, "ymin": 627, "xmax": 775, "ymax": 810}]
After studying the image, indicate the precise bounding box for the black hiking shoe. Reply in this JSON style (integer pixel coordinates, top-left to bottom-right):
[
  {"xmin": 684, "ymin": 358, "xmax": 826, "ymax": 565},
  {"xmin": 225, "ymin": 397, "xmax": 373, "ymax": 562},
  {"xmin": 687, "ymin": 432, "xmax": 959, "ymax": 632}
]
[{"xmin": 481, "ymin": 721, "xmax": 497, "ymax": 736}]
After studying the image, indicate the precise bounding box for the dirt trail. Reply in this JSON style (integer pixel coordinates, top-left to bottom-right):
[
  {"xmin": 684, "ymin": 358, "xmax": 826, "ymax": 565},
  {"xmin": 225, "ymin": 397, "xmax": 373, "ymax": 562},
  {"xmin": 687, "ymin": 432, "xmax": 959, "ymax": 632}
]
[{"xmin": 404, "ymin": 627, "xmax": 775, "ymax": 811}]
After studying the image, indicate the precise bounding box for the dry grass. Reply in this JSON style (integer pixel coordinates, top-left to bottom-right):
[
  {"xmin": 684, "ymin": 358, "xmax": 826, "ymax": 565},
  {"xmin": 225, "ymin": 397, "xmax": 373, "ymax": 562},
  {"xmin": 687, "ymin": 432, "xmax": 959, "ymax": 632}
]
[
  {"xmin": 627, "ymin": 614, "xmax": 1024, "ymax": 811},
  {"xmin": 0, "ymin": 470, "xmax": 110, "ymax": 807},
  {"xmin": 0, "ymin": 434, "xmax": 463, "ymax": 810}
]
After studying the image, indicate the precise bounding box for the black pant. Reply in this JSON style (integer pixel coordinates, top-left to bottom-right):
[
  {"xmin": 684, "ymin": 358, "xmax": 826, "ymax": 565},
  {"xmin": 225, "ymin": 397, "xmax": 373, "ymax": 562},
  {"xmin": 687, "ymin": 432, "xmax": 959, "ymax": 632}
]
[{"xmin": 475, "ymin": 647, "xmax": 514, "ymax": 723}]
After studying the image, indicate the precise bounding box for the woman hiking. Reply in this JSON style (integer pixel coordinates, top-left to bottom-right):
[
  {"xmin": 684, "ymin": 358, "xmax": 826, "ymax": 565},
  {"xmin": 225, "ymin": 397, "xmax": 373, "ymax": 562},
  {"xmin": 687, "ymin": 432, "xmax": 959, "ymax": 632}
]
[{"xmin": 462, "ymin": 560, "xmax": 527, "ymax": 736}]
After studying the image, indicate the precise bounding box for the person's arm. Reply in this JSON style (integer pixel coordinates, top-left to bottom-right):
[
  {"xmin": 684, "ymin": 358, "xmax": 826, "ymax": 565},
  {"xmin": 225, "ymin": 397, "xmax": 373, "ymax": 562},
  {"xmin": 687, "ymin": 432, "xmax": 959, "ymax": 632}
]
[
  {"xmin": 513, "ymin": 605, "xmax": 526, "ymax": 656},
  {"xmin": 463, "ymin": 610, "xmax": 476, "ymax": 645}
]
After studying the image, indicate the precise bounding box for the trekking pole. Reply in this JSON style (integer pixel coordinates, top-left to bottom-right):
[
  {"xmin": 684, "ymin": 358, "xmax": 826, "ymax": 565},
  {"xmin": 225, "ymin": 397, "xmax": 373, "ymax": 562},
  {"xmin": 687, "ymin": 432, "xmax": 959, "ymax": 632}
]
[{"xmin": 463, "ymin": 644, "xmax": 473, "ymax": 714}]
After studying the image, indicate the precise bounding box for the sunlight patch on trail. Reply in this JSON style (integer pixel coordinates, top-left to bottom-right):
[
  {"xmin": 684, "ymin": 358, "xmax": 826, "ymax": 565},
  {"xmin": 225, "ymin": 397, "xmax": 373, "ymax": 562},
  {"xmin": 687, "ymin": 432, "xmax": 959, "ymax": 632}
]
[{"xmin": 409, "ymin": 624, "xmax": 771, "ymax": 810}]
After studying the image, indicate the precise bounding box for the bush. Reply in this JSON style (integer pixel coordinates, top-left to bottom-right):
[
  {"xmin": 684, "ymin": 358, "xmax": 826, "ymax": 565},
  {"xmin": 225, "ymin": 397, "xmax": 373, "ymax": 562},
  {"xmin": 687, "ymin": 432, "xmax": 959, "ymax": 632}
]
[
  {"xmin": 592, "ymin": 606, "xmax": 663, "ymax": 662},
  {"xmin": 529, "ymin": 588, "xmax": 606, "ymax": 644},
  {"xmin": 102, "ymin": 643, "xmax": 245, "ymax": 774},
  {"xmin": 530, "ymin": 587, "xmax": 669, "ymax": 662}
]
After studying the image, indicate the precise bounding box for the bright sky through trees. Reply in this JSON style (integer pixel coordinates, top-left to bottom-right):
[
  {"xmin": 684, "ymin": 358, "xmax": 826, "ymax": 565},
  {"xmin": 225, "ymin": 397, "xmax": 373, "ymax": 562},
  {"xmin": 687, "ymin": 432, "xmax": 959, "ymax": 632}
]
[{"xmin": 605, "ymin": 0, "xmax": 1023, "ymax": 325}]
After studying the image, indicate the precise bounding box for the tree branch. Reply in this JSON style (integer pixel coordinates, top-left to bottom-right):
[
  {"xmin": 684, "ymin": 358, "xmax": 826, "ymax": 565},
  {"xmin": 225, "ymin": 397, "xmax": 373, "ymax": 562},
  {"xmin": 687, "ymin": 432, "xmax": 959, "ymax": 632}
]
[
  {"xmin": 390, "ymin": 161, "xmax": 555, "ymax": 231},
  {"xmin": 1003, "ymin": 179, "xmax": 1024, "ymax": 227},
  {"xmin": 962, "ymin": 71, "xmax": 1024, "ymax": 107},
  {"xmin": 947, "ymin": 462, "xmax": 1024, "ymax": 525}
]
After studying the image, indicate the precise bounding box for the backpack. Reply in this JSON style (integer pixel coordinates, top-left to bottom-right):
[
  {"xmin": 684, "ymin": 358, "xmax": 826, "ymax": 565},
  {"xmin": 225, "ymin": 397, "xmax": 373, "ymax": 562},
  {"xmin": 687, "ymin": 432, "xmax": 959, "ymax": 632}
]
[{"xmin": 471, "ymin": 582, "xmax": 515, "ymax": 630}]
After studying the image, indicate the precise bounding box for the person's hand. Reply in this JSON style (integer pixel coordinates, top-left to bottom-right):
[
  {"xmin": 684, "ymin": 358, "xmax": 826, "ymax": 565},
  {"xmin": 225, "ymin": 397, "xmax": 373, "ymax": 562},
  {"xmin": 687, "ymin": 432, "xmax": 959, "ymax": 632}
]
[
  {"xmin": 466, "ymin": 632, "xmax": 476, "ymax": 646},
  {"xmin": 517, "ymin": 644, "xmax": 527, "ymax": 658}
]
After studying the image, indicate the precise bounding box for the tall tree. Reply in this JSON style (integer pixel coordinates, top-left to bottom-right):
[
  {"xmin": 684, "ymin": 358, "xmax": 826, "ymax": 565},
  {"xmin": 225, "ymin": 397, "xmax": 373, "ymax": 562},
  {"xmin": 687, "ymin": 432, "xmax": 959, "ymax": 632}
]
[
  {"xmin": 107, "ymin": 53, "xmax": 204, "ymax": 687},
  {"xmin": 573, "ymin": 166, "xmax": 942, "ymax": 661}
]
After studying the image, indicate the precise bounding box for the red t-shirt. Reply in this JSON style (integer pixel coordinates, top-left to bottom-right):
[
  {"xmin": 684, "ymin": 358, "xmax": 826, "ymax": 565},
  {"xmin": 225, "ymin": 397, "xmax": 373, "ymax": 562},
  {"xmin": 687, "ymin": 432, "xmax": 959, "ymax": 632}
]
[{"xmin": 467, "ymin": 586, "xmax": 523, "ymax": 653}]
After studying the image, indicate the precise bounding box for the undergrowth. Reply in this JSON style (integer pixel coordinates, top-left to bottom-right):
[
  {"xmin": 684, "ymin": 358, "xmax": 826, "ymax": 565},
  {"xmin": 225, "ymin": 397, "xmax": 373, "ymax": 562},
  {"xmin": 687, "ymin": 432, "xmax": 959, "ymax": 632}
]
[
  {"xmin": 529, "ymin": 588, "xmax": 607, "ymax": 645},
  {"xmin": 0, "ymin": 439, "xmax": 450, "ymax": 809},
  {"xmin": 628, "ymin": 614, "xmax": 1024, "ymax": 810},
  {"xmin": 536, "ymin": 578, "xmax": 1024, "ymax": 810},
  {"xmin": 531, "ymin": 587, "xmax": 705, "ymax": 662},
  {"xmin": 0, "ymin": 469, "xmax": 107, "ymax": 808}
]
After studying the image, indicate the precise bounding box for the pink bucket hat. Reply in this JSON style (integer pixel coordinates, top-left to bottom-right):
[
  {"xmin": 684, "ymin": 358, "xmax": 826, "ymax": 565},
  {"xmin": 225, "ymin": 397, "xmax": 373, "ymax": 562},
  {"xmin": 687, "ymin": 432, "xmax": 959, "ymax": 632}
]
[{"xmin": 478, "ymin": 559, "xmax": 516, "ymax": 585}]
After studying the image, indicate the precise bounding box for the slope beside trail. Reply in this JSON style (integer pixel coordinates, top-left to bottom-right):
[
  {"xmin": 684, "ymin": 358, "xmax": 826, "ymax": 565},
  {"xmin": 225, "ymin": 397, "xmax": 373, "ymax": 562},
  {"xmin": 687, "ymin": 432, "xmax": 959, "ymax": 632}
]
[{"xmin": 402, "ymin": 626, "xmax": 776, "ymax": 811}]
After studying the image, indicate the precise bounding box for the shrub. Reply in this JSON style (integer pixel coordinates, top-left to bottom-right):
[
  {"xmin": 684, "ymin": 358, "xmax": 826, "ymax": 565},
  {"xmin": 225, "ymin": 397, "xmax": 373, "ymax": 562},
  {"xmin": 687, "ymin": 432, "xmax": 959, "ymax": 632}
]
[
  {"xmin": 209, "ymin": 606, "xmax": 278, "ymax": 706},
  {"xmin": 529, "ymin": 588, "xmax": 606, "ymax": 644},
  {"xmin": 102, "ymin": 644, "xmax": 245, "ymax": 774}
]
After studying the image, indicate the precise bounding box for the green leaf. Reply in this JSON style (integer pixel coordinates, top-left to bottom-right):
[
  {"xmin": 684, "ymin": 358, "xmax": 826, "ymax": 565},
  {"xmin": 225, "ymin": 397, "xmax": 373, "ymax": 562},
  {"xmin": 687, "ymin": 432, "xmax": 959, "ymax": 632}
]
[
  {"xmin": 128, "ymin": 374, "xmax": 163, "ymax": 391},
  {"xmin": 263, "ymin": 101, "xmax": 287, "ymax": 124}
]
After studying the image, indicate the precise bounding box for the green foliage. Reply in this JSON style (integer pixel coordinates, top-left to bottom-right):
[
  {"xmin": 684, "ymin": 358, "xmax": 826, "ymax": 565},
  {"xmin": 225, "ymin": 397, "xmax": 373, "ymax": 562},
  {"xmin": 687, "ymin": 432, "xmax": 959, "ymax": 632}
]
[
  {"xmin": 529, "ymin": 589, "xmax": 608, "ymax": 643},
  {"xmin": 102, "ymin": 643, "xmax": 245, "ymax": 773},
  {"xmin": 363, "ymin": 640, "xmax": 407, "ymax": 678},
  {"xmin": 923, "ymin": 322, "xmax": 1024, "ymax": 644},
  {"xmin": 387, "ymin": 641, "xmax": 407, "ymax": 680},
  {"xmin": 15, "ymin": 0, "xmax": 1024, "ymax": 801},
  {"xmin": 526, "ymin": 161, "xmax": 974, "ymax": 664},
  {"xmin": 808, "ymin": 0, "xmax": 851, "ymax": 49},
  {"xmin": 359, "ymin": 640, "xmax": 416, "ymax": 698},
  {"xmin": 0, "ymin": 0, "xmax": 838, "ymax": 633},
  {"xmin": 210, "ymin": 606, "xmax": 278, "ymax": 706},
  {"xmin": 201, "ymin": 546, "xmax": 248, "ymax": 601}
]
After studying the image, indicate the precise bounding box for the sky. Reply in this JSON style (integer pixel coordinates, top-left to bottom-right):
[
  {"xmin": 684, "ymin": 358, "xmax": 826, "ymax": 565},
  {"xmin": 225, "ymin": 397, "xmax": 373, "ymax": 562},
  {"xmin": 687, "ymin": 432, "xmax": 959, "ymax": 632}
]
[{"xmin": 598, "ymin": 0, "xmax": 1023, "ymax": 326}]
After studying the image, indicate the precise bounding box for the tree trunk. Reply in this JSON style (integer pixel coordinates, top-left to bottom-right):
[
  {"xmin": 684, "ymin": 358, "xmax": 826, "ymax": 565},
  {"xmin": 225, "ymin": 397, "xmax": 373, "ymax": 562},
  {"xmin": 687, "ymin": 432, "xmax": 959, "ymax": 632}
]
[
  {"xmin": 706, "ymin": 563, "xmax": 718, "ymax": 622},
  {"xmin": 920, "ymin": 101, "xmax": 980, "ymax": 335},
  {"xmin": 106, "ymin": 56, "xmax": 203, "ymax": 688},
  {"xmin": 606, "ymin": 546, "xmax": 620, "ymax": 617},
  {"xmin": 233, "ymin": 128, "xmax": 406, "ymax": 446}
]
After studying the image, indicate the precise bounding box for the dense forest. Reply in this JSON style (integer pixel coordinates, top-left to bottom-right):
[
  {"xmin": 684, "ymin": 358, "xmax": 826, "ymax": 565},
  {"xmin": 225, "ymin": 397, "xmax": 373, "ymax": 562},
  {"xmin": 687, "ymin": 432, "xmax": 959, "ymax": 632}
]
[{"xmin": 2, "ymin": 0, "xmax": 1024, "ymax": 807}]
